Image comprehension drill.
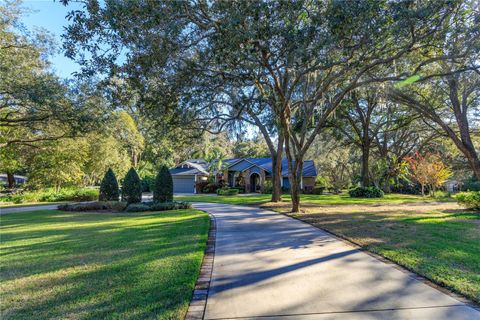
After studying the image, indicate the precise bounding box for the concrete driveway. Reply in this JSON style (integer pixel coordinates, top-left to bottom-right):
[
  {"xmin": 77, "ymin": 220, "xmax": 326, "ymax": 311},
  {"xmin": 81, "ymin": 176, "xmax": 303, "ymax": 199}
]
[{"xmin": 192, "ymin": 203, "xmax": 480, "ymax": 320}]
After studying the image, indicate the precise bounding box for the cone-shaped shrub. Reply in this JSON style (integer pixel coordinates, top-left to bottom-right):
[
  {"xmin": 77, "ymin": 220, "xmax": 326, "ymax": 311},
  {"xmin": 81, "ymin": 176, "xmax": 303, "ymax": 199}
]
[
  {"xmin": 99, "ymin": 168, "xmax": 119, "ymax": 201},
  {"xmin": 153, "ymin": 165, "xmax": 173, "ymax": 203},
  {"xmin": 122, "ymin": 168, "xmax": 142, "ymax": 204}
]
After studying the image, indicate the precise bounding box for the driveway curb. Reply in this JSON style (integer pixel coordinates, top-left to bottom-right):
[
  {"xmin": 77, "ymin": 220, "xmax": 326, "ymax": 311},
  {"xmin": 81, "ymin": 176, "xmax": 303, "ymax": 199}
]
[{"xmin": 185, "ymin": 213, "xmax": 216, "ymax": 320}]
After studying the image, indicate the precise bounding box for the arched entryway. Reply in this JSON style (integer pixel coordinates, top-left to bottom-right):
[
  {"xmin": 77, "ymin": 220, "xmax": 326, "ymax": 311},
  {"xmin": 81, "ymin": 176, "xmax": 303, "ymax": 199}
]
[{"xmin": 249, "ymin": 173, "xmax": 260, "ymax": 193}]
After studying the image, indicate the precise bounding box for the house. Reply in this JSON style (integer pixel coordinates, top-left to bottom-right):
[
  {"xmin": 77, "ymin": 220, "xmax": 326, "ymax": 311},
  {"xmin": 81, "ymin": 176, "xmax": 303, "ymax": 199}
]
[{"xmin": 170, "ymin": 157, "xmax": 317, "ymax": 194}]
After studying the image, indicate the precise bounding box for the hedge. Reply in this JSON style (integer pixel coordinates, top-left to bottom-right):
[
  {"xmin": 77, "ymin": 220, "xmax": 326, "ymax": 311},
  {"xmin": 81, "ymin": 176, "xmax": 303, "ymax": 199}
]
[
  {"xmin": 455, "ymin": 191, "xmax": 480, "ymax": 210},
  {"xmin": 349, "ymin": 186, "xmax": 384, "ymax": 198}
]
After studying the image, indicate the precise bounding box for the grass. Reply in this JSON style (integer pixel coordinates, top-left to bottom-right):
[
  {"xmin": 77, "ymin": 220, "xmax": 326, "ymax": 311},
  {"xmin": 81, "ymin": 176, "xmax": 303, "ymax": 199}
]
[
  {"xmin": 0, "ymin": 209, "xmax": 209, "ymax": 320},
  {"xmin": 0, "ymin": 201, "xmax": 66, "ymax": 208},
  {"xmin": 175, "ymin": 193, "xmax": 448, "ymax": 206},
  {"xmin": 282, "ymin": 207, "xmax": 480, "ymax": 304}
]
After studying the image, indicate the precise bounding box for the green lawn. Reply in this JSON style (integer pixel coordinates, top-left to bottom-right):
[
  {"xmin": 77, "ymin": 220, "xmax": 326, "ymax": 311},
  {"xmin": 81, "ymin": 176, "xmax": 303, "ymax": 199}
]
[
  {"xmin": 0, "ymin": 209, "xmax": 209, "ymax": 320},
  {"xmin": 175, "ymin": 193, "xmax": 446, "ymax": 206},
  {"xmin": 287, "ymin": 208, "xmax": 480, "ymax": 303}
]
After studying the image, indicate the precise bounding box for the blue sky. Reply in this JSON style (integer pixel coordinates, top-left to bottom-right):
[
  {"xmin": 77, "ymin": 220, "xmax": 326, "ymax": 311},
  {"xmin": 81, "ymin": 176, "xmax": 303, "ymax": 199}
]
[{"xmin": 21, "ymin": 0, "xmax": 84, "ymax": 78}]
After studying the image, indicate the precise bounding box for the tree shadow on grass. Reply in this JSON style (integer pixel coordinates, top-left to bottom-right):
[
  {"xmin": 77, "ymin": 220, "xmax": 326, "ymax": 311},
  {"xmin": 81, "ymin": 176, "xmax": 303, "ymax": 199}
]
[{"xmin": 1, "ymin": 210, "xmax": 209, "ymax": 320}]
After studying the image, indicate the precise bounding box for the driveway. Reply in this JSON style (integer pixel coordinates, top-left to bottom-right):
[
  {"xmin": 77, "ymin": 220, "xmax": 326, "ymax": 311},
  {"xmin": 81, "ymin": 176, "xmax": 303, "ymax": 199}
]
[{"xmin": 192, "ymin": 202, "xmax": 480, "ymax": 320}]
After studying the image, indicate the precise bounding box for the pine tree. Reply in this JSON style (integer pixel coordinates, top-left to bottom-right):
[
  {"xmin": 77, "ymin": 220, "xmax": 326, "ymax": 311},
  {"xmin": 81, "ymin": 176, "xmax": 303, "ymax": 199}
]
[
  {"xmin": 153, "ymin": 165, "xmax": 173, "ymax": 203},
  {"xmin": 122, "ymin": 168, "xmax": 142, "ymax": 204},
  {"xmin": 99, "ymin": 168, "xmax": 119, "ymax": 201}
]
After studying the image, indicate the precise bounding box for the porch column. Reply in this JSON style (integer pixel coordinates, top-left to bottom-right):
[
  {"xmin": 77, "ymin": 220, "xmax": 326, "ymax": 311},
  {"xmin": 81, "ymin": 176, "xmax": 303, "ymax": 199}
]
[{"xmin": 194, "ymin": 175, "xmax": 197, "ymax": 194}]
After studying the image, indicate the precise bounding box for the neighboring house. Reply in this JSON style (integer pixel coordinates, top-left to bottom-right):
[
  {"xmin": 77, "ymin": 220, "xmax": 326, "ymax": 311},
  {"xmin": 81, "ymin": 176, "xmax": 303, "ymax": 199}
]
[{"xmin": 169, "ymin": 157, "xmax": 317, "ymax": 194}]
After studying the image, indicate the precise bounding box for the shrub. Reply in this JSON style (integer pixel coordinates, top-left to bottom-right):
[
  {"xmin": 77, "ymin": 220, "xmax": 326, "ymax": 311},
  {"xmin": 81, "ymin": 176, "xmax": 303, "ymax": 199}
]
[
  {"xmin": 122, "ymin": 168, "xmax": 142, "ymax": 204},
  {"xmin": 153, "ymin": 165, "xmax": 173, "ymax": 202},
  {"xmin": 455, "ymin": 191, "xmax": 480, "ymax": 210},
  {"xmin": 312, "ymin": 186, "xmax": 325, "ymax": 195},
  {"xmin": 58, "ymin": 201, "xmax": 127, "ymax": 212},
  {"xmin": 217, "ymin": 188, "xmax": 239, "ymax": 196},
  {"xmin": 463, "ymin": 177, "xmax": 480, "ymax": 191},
  {"xmin": 432, "ymin": 190, "xmax": 451, "ymax": 199},
  {"xmin": 262, "ymin": 180, "xmax": 273, "ymax": 194},
  {"xmin": 1, "ymin": 188, "xmax": 99, "ymax": 203},
  {"xmin": 349, "ymin": 186, "xmax": 384, "ymax": 198},
  {"xmin": 125, "ymin": 201, "xmax": 191, "ymax": 212},
  {"xmin": 99, "ymin": 168, "xmax": 119, "ymax": 201}
]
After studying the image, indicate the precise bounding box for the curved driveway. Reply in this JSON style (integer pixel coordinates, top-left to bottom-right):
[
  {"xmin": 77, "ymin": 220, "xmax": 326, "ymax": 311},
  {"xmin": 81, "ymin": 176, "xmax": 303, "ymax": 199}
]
[{"xmin": 193, "ymin": 202, "xmax": 480, "ymax": 320}]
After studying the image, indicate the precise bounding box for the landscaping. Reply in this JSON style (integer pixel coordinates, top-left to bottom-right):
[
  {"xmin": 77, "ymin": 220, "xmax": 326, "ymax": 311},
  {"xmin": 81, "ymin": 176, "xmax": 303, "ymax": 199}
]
[
  {"xmin": 281, "ymin": 205, "xmax": 480, "ymax": 304},
  {"xmin": 0, "ymin": 188, "xmax": 98, "ymax": 206},
  {"xmin": 0, "ymin": 209, "xmax": 209, "ymax": 319}
]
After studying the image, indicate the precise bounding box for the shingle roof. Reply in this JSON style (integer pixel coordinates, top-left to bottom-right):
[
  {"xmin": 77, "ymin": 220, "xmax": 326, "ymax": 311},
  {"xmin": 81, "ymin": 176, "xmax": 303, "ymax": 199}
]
[
  {"xmin": 226, "ymin": 157, "xmax": 317, "ymax": 177},
  {"xmin": 170, "ymin": 160, "xmax": 209, "ymax": 175}
]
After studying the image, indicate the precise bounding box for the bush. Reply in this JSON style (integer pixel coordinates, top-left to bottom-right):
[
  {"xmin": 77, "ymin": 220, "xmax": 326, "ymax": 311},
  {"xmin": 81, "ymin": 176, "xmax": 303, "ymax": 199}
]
[
  {"xmin": 349, "ymin": 186, "xmax": 384, "ymax": 198},
  {"xmin": 125, "ymin": 201, "xmax": 191, "ymax": 212},
  {"xmin": 455, "ymin": 192, "xmax": 480, "ymax": 210},
  {"xmin": 463, "ymin": 177, "xmax": 480, "ymax": 191},
  {"xmin": 153, "ymin": 165, "xmax": 173, "ymax": 202},
  {"xmin": 432, "ymin": 190, "xmax": 451, "ymax": 199},
  {"xmin": 217, "ymin": 188, "xmax": 239, "ymax": 196},
  {"xmin": 58, "ymin": 201, "xmax": 127, "ymax": 212},
  {"xmin": 312, "ymin": 186, "xmax": 325, "ymax": 195},
  {"xmin": 262, "ymin": 180, "xmax": 273, "ymax": 194},
  {"xmin": 122, "ymin": 168, "xmax": 142, "ymax": 204},
  {"xmin": 99, "ymin": 168, "xmax": 119, "ymax": 201},
  {"xmin": 0, "ymin": 188, "xmax": 99, "ymax": 204}
]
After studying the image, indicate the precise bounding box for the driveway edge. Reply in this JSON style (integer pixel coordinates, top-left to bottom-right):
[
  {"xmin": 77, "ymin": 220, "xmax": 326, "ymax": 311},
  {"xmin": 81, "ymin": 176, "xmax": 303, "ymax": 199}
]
[
  {"xmin": 185, "ymin": 213, "xmax": 216, "ymax": 320},
  {"xmin": 280, "ymin": 210, "xmax": 480, "ymax": 311}
]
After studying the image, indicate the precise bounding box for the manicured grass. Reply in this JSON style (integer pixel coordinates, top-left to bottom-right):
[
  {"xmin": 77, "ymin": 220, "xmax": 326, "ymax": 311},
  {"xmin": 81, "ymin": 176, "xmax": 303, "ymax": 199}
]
[
  {"xmin": 0, "ymin": 201, "xmax": 66, "ymax": 209},
  {"xmin": 175, "ymin": 193, "xmax": 447, "ymax": 206},
  {"xmin": 285, "ymin": 208, "xmax": 480, "ymax": 303},
  {"xmin": 0, "ymin": 209, "xmax": 209, "ymax": 320}
]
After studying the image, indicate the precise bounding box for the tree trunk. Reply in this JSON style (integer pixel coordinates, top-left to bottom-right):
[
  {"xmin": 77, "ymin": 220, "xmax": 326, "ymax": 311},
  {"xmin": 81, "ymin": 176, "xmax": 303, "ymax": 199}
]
[
  {"xmin": 361, "ymin": 145, "xmax": 370, "ymax": 187},
  {"xmin": 7, "ymin": 172, "xmax": 15, "ymax": 189},
  {"xmin": 271, "ymin": 135, "xmax": 284, "ymax": 202},
  {"xmin": 421, "ymin": 184, "xmax": 425, "ymax": 196}
]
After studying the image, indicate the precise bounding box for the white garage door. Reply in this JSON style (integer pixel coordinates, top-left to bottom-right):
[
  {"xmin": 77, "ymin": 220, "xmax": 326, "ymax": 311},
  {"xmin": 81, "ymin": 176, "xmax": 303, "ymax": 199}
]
[{"xmin": 173, "ymin": 175, "xmax": 195, "ymax": 193}]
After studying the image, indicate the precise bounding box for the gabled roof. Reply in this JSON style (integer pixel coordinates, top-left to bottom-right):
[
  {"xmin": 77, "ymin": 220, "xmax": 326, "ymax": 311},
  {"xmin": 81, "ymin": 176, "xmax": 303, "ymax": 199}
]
[
  {"xmin": 225, "ymin": 157, "xmax": 317, "ymax": 177},
  {"xmin": 170, "ymin": 160, "xmax": 209, "ymax": 175}
]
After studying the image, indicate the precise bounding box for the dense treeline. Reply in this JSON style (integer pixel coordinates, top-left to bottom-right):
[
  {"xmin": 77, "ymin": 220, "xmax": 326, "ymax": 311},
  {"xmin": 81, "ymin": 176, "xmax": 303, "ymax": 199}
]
[{"xmin": 1, "ymin": 1, "xmax": 479, "ymax": 212}]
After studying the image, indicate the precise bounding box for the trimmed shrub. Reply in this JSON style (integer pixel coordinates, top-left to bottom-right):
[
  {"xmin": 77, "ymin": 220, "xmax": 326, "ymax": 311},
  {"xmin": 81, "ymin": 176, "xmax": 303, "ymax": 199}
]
[
  {"xmin": 153, "ymin": 165, "xmax": 173, "ymax": 202},
  {"xmin": 125, "ymin": 201, "xmax": 191, "ymax": 212},
  {"xmin": 58, "ymin": 201, "xmax": 127, "ymax": 212},
  {"xmin": 349, "ymin": 186, "xmax": 384, "ymax": 198},
  {"xmin": 455, "ymin": 191, "xmax": 480, "ymax": 210},
  {"xmin": 99, "ymin": 168, "xmax": 119, "ymax": 201},
  {"xmin": 217, "ymin": 188, "xmax": 239, "ymax": 196},
  {"xmin": 122, "ymin": 168, "xmax": 142, "ymax": 204}
]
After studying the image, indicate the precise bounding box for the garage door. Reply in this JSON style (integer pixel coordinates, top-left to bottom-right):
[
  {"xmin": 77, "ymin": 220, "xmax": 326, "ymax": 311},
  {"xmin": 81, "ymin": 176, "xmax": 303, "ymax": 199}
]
[{"xmin": 173, "ymin": 175, "xmax": 195, "ymax": 193}]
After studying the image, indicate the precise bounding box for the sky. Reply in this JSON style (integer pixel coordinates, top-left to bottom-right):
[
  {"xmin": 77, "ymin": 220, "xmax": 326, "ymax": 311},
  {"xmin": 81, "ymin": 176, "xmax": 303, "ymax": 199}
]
[{"xmin": 21, "ymin": 0, "xmax": 84, "ymax": 78}]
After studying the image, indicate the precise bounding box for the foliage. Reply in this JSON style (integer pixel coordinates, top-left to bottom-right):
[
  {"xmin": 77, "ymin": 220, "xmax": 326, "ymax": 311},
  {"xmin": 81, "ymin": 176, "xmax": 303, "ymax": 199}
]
[
  {"xmin": 233, "ymin": 136, "xmax": 270, "ymax": 159},
  {"xmin": 140, "ymin": 175, "xmax": 155, "ymax": 192},
  {"xmin": 463, "ymin": 176, "xmax": 480, "ymax": 192},
  {"xmin": 405, "ymin": 153, "xmax": 452, "ymax": 196},
  {"xmin": 262, "ymin": 180, "xmax": 273, "ymax": 194},
  {"xmin": 153, "ymin": 165, "xmax": 173, "ymax": 203},
  {"xmin": 99, "ymin": 168, "xmax": 119, "ymax": 201},
  {"xmin": 455, "ymin": 192, "xmax": 480, "ymax": 210},
  {"xmin": 0, "ymin": 187, "xmax": 98, "ymax": 204},
  {"xmin": 58, "ymin": 201, "xmax": 127, "ymax": 212},
  {"xmin": 312, "ymin": 186, "xmax": 325, "ymax": 195},
  {"xmin": 216, "ymin": 188, "xmax": 239, "ymax": 196},
  {"xmin": 125, "ymin": 201, "xmax": 191, "ymax": 212},
  {"xmin": 121, "ymin": 168, "xmax": 142, "ymax": 204},
  {"xmin": 349, "ymin": 186, "xmax": 384, "ymax": 198}
]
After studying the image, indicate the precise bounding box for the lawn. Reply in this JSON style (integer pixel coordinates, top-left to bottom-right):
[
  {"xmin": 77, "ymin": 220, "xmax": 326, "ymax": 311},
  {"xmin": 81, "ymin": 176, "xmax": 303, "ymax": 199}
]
[
  {"xmin": 279, "ymin": 206, "xmax": 480, "ymax": 304},
  {"xmin": 0, "ymin": 209, "xmax": 209, "ymax": 320},
  {"xmin": 175, "ymin": 193, "xmax": 447, "ymax": 206}
]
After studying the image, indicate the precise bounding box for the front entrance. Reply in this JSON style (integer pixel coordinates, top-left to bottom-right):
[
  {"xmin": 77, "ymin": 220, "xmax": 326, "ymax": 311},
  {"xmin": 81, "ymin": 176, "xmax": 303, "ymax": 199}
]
[{"xmin": 250, "ymin": 173, "xmax": 260, "ymax": 193}]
